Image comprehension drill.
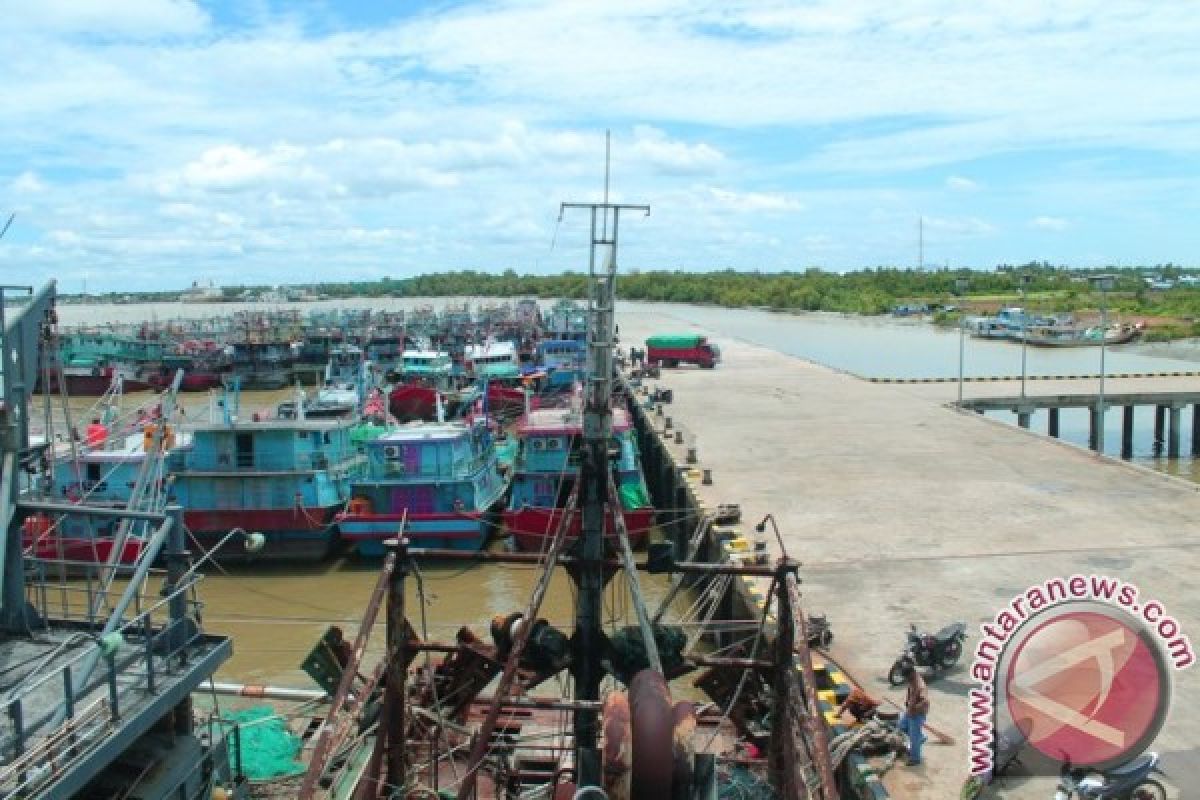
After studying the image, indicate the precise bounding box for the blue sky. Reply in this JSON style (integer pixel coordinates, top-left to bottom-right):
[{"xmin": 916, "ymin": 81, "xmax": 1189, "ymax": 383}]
[{"xmin": 2, "ymin": 0, "xmax": 1199, "ymax": 291}]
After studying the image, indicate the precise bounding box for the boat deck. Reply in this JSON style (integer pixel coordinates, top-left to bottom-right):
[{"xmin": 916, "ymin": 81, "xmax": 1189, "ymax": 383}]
[{"xmin": 0, "ymin": 575, "xmax": 231, "ymax": 798}]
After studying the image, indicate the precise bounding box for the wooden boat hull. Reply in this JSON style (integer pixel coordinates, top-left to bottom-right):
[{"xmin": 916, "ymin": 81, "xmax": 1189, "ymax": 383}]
[
  {"xmin": 148, "ymin": 371, "xmax": 224, "ymax": 391},
  {"xmin": 184, "ymin": 507, "xmax": 339, "ymax": 561},
  {"xmin": 338, "ymin": 510, "xmax": 491, "ymax": 556},
  {"xmin": 389, "ymin": 384, "xmax": 437, "ymax": 421},
  {"xmin": 42, "ymin": 372, "xmax": 152, "ymax": 396},
  {"xmin": 504, "ymin": 506, "xmax": 653, "ymax": 551},
  {"xmin": 486, "ymin": 384, "xmax": 529, "ymax": 416},
  {"xmin": 23, "ymin": 517, "xmax": 147, "ymax": 565}
]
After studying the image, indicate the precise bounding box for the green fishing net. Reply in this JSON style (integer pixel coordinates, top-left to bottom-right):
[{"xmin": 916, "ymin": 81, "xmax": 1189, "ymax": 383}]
[{"xmin": 224, "ymin": 705, "xmax": 305, "ymax": 781}]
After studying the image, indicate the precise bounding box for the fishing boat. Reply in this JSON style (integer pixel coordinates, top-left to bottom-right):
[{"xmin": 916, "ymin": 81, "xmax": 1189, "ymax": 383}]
[
  {"xmin": 967, "ymin": 306, "xmax": 1029, "ymax": 340},
  {"xmin": 388, "ymin": 349, "xmax": 477, "ymax": 421},
  {"xmin": 145, "ymin": 352, "xmax": 226, "ymax": 391},
  {"xmin": 2, "ymin": 282, "xmax": 245, "ymax": 800},
  {"xmin": 466, "ymin": 340, "xmax": 533, "ymax": 416},
  {"xmin": 168, "ymin": 392, "xmax": 363, "ymax": 561},
  {"xmin": 336, "ymin": 419, "xmax": 510, "ymax": 555},
  {"xmin": 226, "ymin": 339, "xmax": 297, "ymax": 389},
  {"xmin": 544, "ymin": 298, "xmax": 589, "ymax": 341},
  {"xmin": 1025, "ymin": 321, "xmax": 1145, "ymax": 347},
  {"xmin": 23, "ymin": 433, "xmax": 159, "ymax": 564},
  {"xmin": 505, "ymin": 406, "xmax": 654, "ymax": 551},
  {"xmin": 537, "ymin": 337, "xmax": 586, "ymax": 391},
  {"xmin": 45, "ymin": 332, "xmax": 158, "ymax": 394},
  {"xmin": 364, "ymin": 312, "xmax": 407, "ymax": 379}
]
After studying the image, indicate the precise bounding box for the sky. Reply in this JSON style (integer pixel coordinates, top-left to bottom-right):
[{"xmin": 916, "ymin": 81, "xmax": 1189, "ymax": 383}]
[{"xmin": 2, "ymin": 0, "xmax": 1199, "ymax": 292}]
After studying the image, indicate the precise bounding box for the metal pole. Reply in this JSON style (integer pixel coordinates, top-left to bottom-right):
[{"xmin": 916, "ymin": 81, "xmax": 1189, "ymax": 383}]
[
  {"xmin": 1019, "ymin": 287, "xmax": 1028, "ymax": 399},
  {"xmin": 385, "ymin": 536, "xmax": 408, "ymax": 791},
  {"xmin": 957, "ymin": 318, "xmax": 966, "ymax": 408},
  {"xmin": 1098, "ymin": 290, "xmax": 1108, "ymax": 454}
]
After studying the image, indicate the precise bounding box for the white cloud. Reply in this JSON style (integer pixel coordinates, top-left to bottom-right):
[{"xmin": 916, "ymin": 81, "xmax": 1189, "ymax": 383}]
[
  {"xmin": 707, "ymin": 188, "xmax": 803, "ymax": 213},
  {"xmin": 5, "ymin": 0, "xmax": 208, "ymax": 38},
  {"xmin": 627, "ymin": 126, "xmax": 725, "ymax": 175},
  {"xmin": 1031, "ymin": 215, "xmax": 1070, "ymax": 231},
  {"xmin": 923, "ymin": 215, "xmax": 996, "ymax": 237},
  {"xmin": 10, "ymin": 171, "xmax": 45, "ymax": 193},
  {"xmin": 3, "ymin": 1, "xmax": 1200, "ymax": 285}
]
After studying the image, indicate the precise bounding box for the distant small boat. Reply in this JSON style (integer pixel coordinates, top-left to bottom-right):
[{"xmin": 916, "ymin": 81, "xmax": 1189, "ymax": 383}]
[{"xmin": 1025, "ymin": 322, "xmax": 1144, "ymax": 348}]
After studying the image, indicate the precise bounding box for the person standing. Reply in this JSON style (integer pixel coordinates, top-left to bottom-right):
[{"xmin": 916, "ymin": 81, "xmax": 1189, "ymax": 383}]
[{"xmin": 900, "ymin": 661, "xmax": 930, "ymax": 765}]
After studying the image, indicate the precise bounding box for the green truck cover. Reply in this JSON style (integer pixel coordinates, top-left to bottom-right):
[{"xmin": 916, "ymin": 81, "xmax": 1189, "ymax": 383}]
[{"xmin": 645, "ymin": 334, "xmax": 706, "ymax": 349}]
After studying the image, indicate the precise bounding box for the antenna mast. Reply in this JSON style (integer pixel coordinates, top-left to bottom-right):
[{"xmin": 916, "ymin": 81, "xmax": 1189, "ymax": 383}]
[
  {"xmin": 558, "ymin": 131, "xmax": 649, "ymax": 787},
  {"xmin": 918, "ymin": 215, "xmax": 924, "ymax": 270}
]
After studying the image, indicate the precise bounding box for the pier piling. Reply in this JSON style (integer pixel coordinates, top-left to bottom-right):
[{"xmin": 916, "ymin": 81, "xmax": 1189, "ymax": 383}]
[
  {"xmin": 1122, "ymin": 406, "xmax": 1135, "ymax": 459},
  {"xmin": 1154, "ymin": 405, "xmax": 1166, "ymax": 453},
  {"xmin": 1088, "ymin": 407, "xmax": 1100, "ymax": 451},
  {"xmin": 1047, "ymin": 407, "xmax": 1060, "ymax": 438},
  {"xmin": 1017, "ymin": 410, "xmax": 1031, "ymax": 429},
  {"xmin": 1193, "ymin": 404, "xmax": 1200, "ymax": 457},
  {"xmin": 1169, "ymin": 405, "xmax": 1183, "ymax": 458}
]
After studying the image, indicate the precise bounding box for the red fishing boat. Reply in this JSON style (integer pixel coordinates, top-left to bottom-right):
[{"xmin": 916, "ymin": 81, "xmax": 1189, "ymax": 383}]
[{"xmin": 504, "ymin": 407, "xmax": 654, "ymax": 551}]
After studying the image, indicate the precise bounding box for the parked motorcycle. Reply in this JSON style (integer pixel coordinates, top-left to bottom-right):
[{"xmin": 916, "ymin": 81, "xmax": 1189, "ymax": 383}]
[
  {"xmin": 887, "ymin": 622, "xmax": 967, "ymax": 685},
  {"xmin": 1055, "ymin": 752, "xmax": 1167, "ymax": 799}
]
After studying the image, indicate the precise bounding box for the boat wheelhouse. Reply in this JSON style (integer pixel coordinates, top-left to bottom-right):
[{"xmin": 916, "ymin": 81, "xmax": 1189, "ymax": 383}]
[
  {"xmin": 24, "ymin": 434, "xmax": 167, "ymax": 564},
  {"xmin": 47, "ymin": 332, "xmax": 161, "ymax": 394},
  {"xmin": 536, "ymin": 338, "xmax": 586, "ymax": 391},
  {"xmin": 226, "ymin": 339, "xmax": 297, "ymax": 389},
  {"xmin": 336, "ymin": 420, "xmax": 510, "ymax": 556},
  {"xmin": 466, "ymin": 340, "xmax": 520, "ymax": 380},
  {"xmin": 169, "ymin": 414, "xmax": 362, "ymax": 561},
  {"xmin": 504, "ymin": 406, "xmax": 654, "ymax": 551}
]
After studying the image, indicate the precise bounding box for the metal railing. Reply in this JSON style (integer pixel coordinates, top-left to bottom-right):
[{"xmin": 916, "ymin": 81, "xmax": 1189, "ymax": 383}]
[{"xmin": 0, "ymin": 563, "xmax": 208, "ymax": 797}]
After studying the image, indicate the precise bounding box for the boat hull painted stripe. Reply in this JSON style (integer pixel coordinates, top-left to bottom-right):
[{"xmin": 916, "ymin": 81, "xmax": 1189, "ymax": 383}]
[{"xmin": 503, "ymin": 507, "xmax": 653, "ymax": 552}]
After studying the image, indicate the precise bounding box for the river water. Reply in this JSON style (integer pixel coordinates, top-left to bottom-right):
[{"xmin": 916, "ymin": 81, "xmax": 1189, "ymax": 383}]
[{"xmin": 38, "ymin": 297, "xmax": 1200, "ymax": 683}]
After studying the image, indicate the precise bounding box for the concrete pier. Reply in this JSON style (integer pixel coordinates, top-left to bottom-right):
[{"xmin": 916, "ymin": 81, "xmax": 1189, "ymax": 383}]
[
  {"xmin": 957, "ymin": 389, "xmax": 1200, "ymax": 457},
  {"xmin": 619, "ymin": 311, "xmax": 1200, "ymax": 800}
]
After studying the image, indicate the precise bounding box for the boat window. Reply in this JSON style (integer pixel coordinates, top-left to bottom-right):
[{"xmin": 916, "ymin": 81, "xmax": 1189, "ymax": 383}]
[
  {"xmin": 235, "ymin": 432, "xmax": 254, "ymax": 468},
  {"xmin": 544, "ymin": 437, "xmax": 562, "ymax": 451},
  {"xmin": 531, "ymin": 438, "xmax": 546, "ymax": 451},
  {"xmin": 86, "ymin": 462, "xmax": 101, "ymax": 483}
]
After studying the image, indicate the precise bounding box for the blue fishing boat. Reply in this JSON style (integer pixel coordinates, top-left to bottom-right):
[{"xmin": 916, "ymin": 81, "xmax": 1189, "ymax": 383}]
[
  {"xmin": 536, "ymin": 338, "xmax": 585, "ymax": 391},
  {"xmin": 168, "ymin": 392, "xmax": 363, "ymax": 561},
  {"xmin": 24, "ymin": 433, "xmax": 161, "ymax": 564},
  {"xmin": 336, "ymin": 420, "xmax": 510, "ymax": 556}
]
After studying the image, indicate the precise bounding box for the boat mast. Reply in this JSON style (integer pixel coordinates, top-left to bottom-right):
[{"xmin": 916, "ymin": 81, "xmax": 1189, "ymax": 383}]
[{"xmin": 558, "ymin": 131, "xmax": 649, "ymax": 785}]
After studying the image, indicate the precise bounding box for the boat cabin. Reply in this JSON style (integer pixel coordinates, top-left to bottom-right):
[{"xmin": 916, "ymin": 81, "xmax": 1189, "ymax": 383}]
[
  {"xmin": 465, "ymin": 341, "xmax": 519, "ymax": 379},
  {"xmin": 399, "ymin": 350, "xmax": 452, "ymax": 379},
  {"xmin": 176, "ymin": 419, "xmax": 358, "ymax": 473}
]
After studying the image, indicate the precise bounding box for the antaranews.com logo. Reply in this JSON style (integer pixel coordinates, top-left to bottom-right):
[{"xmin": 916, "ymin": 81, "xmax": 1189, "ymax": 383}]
[{"xmin": 968, "ymin": 574, "xmax": 1193, "ymax": 777}]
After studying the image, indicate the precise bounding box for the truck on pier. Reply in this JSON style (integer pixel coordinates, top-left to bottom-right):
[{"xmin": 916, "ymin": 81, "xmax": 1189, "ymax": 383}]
[{"xmin": 645, "ymin": 333, "xmax": 721, "ymax": 368}]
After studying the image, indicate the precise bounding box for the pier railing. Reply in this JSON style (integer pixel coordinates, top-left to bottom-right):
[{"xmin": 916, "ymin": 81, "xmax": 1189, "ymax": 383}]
[{"xmin": 0, "ymin": 563, "xmax": 210, "ymax": 798}]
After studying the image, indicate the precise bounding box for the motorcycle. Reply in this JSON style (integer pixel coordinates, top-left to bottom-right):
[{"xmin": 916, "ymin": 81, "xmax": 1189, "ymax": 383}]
[
  {"xmin": 1055, "ymin": 752, "xmax": 1167, "ymax": 799},
  {"xmin": 887, "ymin": 622, "xmax": 967, "ymax": 685}
]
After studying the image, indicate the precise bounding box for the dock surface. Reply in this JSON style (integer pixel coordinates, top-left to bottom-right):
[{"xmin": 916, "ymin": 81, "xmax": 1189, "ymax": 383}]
[{"xmin": 619, "ymin": 311, "xmax": 1198, "ymax": 800}]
